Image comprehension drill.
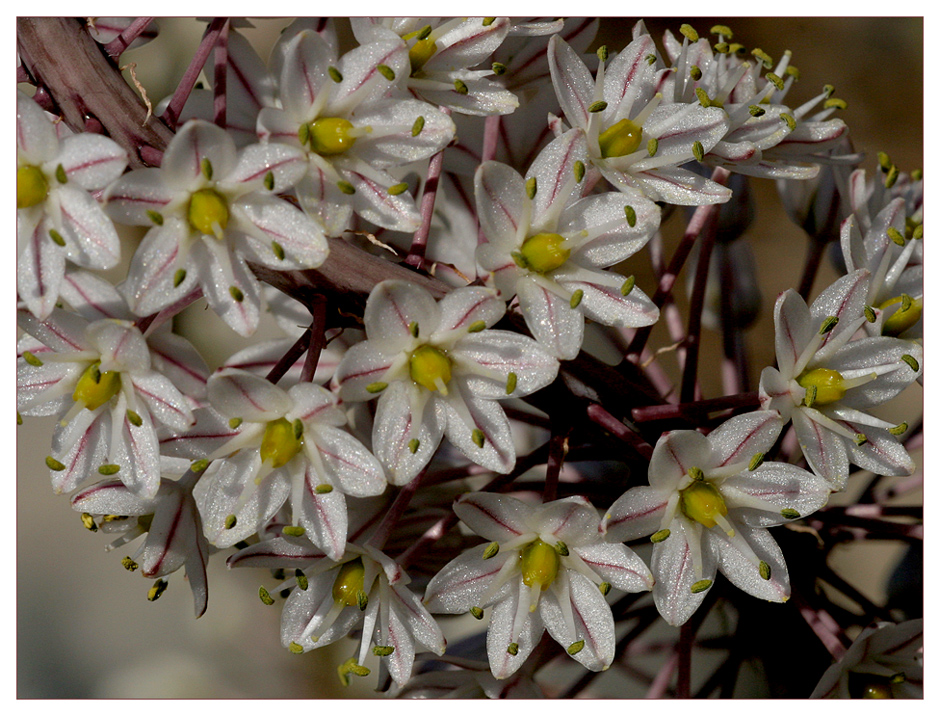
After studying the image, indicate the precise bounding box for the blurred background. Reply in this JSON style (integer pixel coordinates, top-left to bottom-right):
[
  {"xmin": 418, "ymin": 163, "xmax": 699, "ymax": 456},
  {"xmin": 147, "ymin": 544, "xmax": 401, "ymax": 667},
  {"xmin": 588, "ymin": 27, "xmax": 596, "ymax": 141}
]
[{"xmin": 17, "ymin": 16, "xmax": 923, "ymax": 698}]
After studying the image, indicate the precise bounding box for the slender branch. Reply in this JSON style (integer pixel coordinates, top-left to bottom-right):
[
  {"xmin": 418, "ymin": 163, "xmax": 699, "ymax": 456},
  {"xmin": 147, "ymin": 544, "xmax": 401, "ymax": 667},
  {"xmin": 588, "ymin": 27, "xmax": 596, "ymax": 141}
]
[
  {"xmin": 631, "ymin": 391, "xmax": 760, "ymax": 423},
  {"xmin": 212, "ymin": 19, "xmax": 230, "ymax": 128},
  {"xmin": 265, "ymin": 328, "xmax": 311, "ymax": 385},
  {"xmin": 367, "ymin": 468, "xmax": 429, "ymax": 551},
  {"xmin": 586, "ymin": 404, "xmax": 654, "ymax": 460},
  {"xmin": 102, "ymin": 16, "xmax": 156, "ymax": 58},
  {"xmin": 543, "ymin": 422, "xmax": 570, "ymax": 502},
  {"xmin": 299, "ymin": 296, "xmax": 327, "ymax": 383},
  {"xmin": 405, "ymin": 110, "xmax": 451, "ymax": 271},
  {"xmin": 797, "ymin": 235, "xmax": 828, "ymax": 301},
  {"xmin": 161, "ymin": 17, "xmax": 228, "ymax": 130}
]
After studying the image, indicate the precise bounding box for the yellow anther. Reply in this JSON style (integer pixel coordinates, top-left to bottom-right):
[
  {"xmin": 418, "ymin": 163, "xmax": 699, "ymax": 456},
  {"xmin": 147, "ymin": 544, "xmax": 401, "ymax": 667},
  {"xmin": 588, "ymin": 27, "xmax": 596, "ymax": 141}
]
[
  {"xmin": 797, "ymin": 368, "xmax": 846, "ymax": 406},
  {"xmin": 519, "ymin": 538, "xmax": 560, "ymax": 591},
  {"xmin": 72, "ymin": 362, "xmax": 121, "ymax": 411},
  {"xmin": 332, "ymin": 558, "xmax": 366, "ymax": 607},
  {"xmin": 409, "ymin": 344, "xmax": 452, "ymax": 392},
  {"xmin": 879, "ymin": 294, "xmax": 922, "ymax": 337},
  {"xmin": 409, "ymin": 37, "xmax": 438, "ymax": 73},
  {"xmin": 259, "ymin": 417, "xmax": 303, "ymax": 468},
  {"xmin": 17, "ymin": 165, "xmax": 49, "ymax": 209},
  {"xmin": 679, "ymin": 480, "xmax": 728, "ymax": 529},
  {"xmin": 518, "ymin": 232, "xmax": 570, "ymax": 274},
  {"xmin": 863, "ymin": 683, "xmax": 894, "ymax": 699},
  {"xmin": 598, "ymin": 118, "xmax": 643, "ymax": 159},
  {"xmin": 188, "ymin": 188, "xmax": 229, "ymax": 236},
  {"xmin": 307, "ymin": 117, "xmax": 356, "ymax": 156}
]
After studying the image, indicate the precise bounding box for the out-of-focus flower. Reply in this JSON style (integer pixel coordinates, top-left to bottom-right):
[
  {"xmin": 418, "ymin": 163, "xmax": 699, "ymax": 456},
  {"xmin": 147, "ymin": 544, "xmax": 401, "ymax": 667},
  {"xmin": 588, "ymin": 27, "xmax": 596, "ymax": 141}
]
[{"xmin": 85, "ymin": 17, "xmax": 159, "ymax": 48}]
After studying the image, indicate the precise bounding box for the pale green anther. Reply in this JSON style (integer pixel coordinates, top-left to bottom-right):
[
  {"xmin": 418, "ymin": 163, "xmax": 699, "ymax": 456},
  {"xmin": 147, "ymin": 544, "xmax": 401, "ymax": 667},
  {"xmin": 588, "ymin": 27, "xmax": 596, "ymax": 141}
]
[
  {"xmin": 373, "ymin": 645, "xmax": 395, "ymax": 656},
  {"xmin": 624, "ymin": 205, "xmax": 637, "ymax": 227},
  {"xmin": 588, "ymin": 100, "xmax": 608, "ymax": 113},
  {"xmin": 201, "ymin": 157, "xmax": 213, "ymax": 180},
  {"xmin": 295, "ymin": 569, "xmax": 308, "ymax": 590},
  {"xmin": 766, "ymin": 72, "xmax": 784, "ymax": 91},
  {"xmin": 525, "ymin": 176, "xmax": 537, "ymax": 199},
  {"xmin": 759, "ymin": 561, "xmax": 771, "ymax": 580},
  {"xmin": 482, "ymin": 541, "xmax": 500, "ymax": 560},
  {"xmin": 781, "ymin": 113, "xmax": 796, "ymax": 131},
  {"xmin": 567, "ymin": 640, "xmax": 585, "ymax": 655},
  {"xmin": 298, "ymin": 123, "xmax": 310, "ymax": 146},
  {"xmin": 22, "ymin": 351, "xmax": 43, "ymax": 367},
  {"xmin": 366, "ymin": 382, "xmax": 388, "ymax": 394},
  {"xmin": 469, "ymin": 606, "xmax": 484, "ymax": 619},
  {"xmin": 357, "ymin": 589, "xmax": 369, "ymax": 611},
  {"xmin": 596, "ymin": 45, "xmax": 608, "ymax": 62},
  {"xmin": 574, "ymin": 160, "xmax": 585, "ymax": 183},
  {"xmin": 315, "ymin": 484, "xmax": 333, "ymax": 494},
  {"xmin": 272, "ymin": 241, "xmax": 285, "ymax": 260},
  {"xmin": 507, "ymin": 642, "xmax": 519, "ymax": 656},
  {"xmin": 692, "ymin": 140, "xmax": 705, "ymax": 162},
  {"xmin": 901, "ymin": 354, "xmax": 919, "ymax": 372},
  {"xmin": 912, "ymin": 168, "xmax": 923, "ymax": 181},
  {"xmin": 148, "ymin": 579, "xmax": 169, "ymax": 601},
  {"xmin": 229, "ymin": 285, "xmax": 244, "ymax": 303},
  {"xmin": 467, "ymin": 319, "xmax": 486, "ymax": 333},
  {"xmin": 122, "ymin": 556, "xmax": 138, "ymax": 571},
  {"xmin": 173, "ymin": 268, "xmax": 187, "ymax": 287},
  {"xmin": 293, "ymin": 419, "xmax": 304, "ymax": 440},
  {"xmin": 98, "ymin": 464, "xmax": 121, "ymax": 475},
  {"xmin": 554, "ymin": 541, "xmax": 569, "ymax": 557},
  {"xmin": 599, "ymin": 582, "xmax": 612, "ymax": 595},
  {"xmin": 81, "ymin": 512, "xmax": 97, "ymax": 531},
  {"xmin": 802, "ymin": 384, "xmax": 817, "ymax": 408},
  {"xmin": 49, "ymin": 229, "xmax": 66, "ymax": 246},
  {"xmin": 889, "ymin": 422, "xmax": 909, "ymax": 436},
  {"xmin": 570, "ymin": 289, "xmax": 584, "ymax": 309},
  {"xmin": 453, "ymin": 79, "xmax": 469, "ymax": 95},
  {"xmin": 17, "ymin": 412, "xmax": 22, "ymax": 425},
  {"xmin": 337, "ymin": 657, "xmax": 370, "ymax": 686},
  {"xmin": 749, "ymin": 105, "xmax": 766, "ymax": 117},
  {"xmin": 714, "ymin": 42, "xmax": 730, "ymax": 54},
  {"xmin": 148, "ymin": 209, "xmax": 166, "ymax": 226},
  {"xmin": 695, "ymin": 87, "xmax": 711, "ymax": 107},
  {"xmin": 651, "ymin": 528, "xmax": 671, "ymax": 543},
  {"xmin": 887, "ymin": 227, "xmax": 905, "ymax": 246},
  {"xmin": 690, "ymin": 65, "xmax": 702, "ymax": 81},
  {"xmin": 901, "ymin": 294, "xmax": 913, "ymax": 312},
  {"xmin": 337, "ymin": 181, "xmax": 355, "ymax": 195},
  {"xmin": 780, "ymin": 508, "xmax": 800, "ymax": 519},
  {"xmin": 55, "ymin": 163, "xmax": 68, "ymax": 184},
  {"xmin": 913, "ymin": 224, "xmax": 923, "ymax": 240},
  {"xmin": 854, "ymin": 433, "xmax": 868, "ymax": 447},
  {"xmin": 288, "ymin": 642, "xmax": 304, "ymax": 654},
  {"xmin": 621, "ymin": 275, "xmax": 635, "ymax": 296},
  {"xmin": 191, "ymin": 459, "xmax": 209, "ymax": 473},
  {"xmin": 417, "ymin": 25, "xmax": 432, "ymax": 40},
  {"xmin": 409, "ymin": 320, "xmax": 420, "ymax": 337},
  {"xmin": 785, "ymin": 65, "xmax": 800, "ymax": 80},
  {"xmin": 408, "ymin": 438, "xmax": 420, "ymax": 454},
  {"xmin": 511, "ymin": 250, "xmax": 527, "ymax": 268},
  {"xmin": 645, "ymin": 53, "xmax": 657, "ymax": 65},
  {"xmin": 492, "ymin": 62, "xmax": 507, "ymax": 75},
  {"xmin": 877, "ymin": 151, "xmax": 892, "ymax": 171},
  {"xmin": 679, "ymin": 24, "xmax": 699, "ymax": 42},
  {"xmin": 885, "ymin": 164, "xmax": 900, "ymax": 189},
  {"xmin": 864, "ymin": 305, "xmax": 877, "ymax": 323},
  {"xmin": 126, "ymin": 409, "xmax": 143, "ymax": 427},
  {"xmin": 506, "ymin": 372, "xmax": 517, "ymax": 395},
  {"xmin": 388, "ymin": 182, "xmax": 409, "ymax": 196},
  {"xmin": 732, "ymin": 44, "xmax": 747, "ymax": 56},
  {"xmin": 377, "ymin": 64, "xmax": 395, "ymax": 81},
  {"xmin": 824, "ymin": 98, "xmax": 847, "ymax": 110},
  {"xmin": 711, "ymin": 24, "xmax": 732, "ymax": 37},
  {"xmin": 283, "ymin": 525, "xmax": 306, "ymax": 537},
  {"xmin": 819, "ymin": 316, "xmax": 839, "ymax": 335},
  {"xmin": 751, "ymin": 48, "xmax": 773, "ymax": 69},
  {"xmin": 687, "ymin": 466, "xmax": 705, "ymax": 481},
  {"xmin": 472, "ymin": 429, "xmax": 486, "ymax": 448},
  {"xmin": 327, "ymin": 66, "xmax": 343, "ymax": 83},
  {"xmin": 891, "ymin": 672, "xmax": 907, "ymax": 684},
  {"xmin": 411, "ymin": 116, "xmax": 425, "ymax": 137},
  {"xmin": 824, "ymin": 84, "xmax": 836, "ymax": 99},
  {"xmin": 647, "ymin": 137, "xmax": 658, "ymax": 157},
  {"xmin": 230, "ymin": 417, "xmax": 243, "ymax": 429},
  {"xmin": 259, "ymin": 585, "xmax": 275, "ymax": 605},
  {"xmin": 482, "ymin": 17, "xmax": 495, "ymax": 26},
  {"xmin": 263, "ymin": 171, "xmax": 275, "ymax": 191},
  {"xmin": 224, "ymin": 514, "xmax": 237, "ymax": 529},
  {"xmin": 749, "ymin": 452, "xmax": 765, "ymax": 471},
  {"xmin": 690, "ymin": 579, "xmax": 712, "ymax": 594}
]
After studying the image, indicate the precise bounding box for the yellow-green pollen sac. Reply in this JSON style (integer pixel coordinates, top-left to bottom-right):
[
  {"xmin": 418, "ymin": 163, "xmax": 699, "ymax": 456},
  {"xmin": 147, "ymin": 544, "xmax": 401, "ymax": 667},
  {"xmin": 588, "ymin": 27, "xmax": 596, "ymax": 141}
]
[
  {"xmin": 259, "ymin": 418, "xmax": 303, "ymax": 468},
  {"xmin": 72, "ymin": 362, "xmax": 121, "ymax": 411},
  {"xmin": 17, "ymin": 165, "xmax": 49, "ymax": 209},
  {"xmin": 188, "ymin": 188, "xmax": 229, "ymax": 236},
  {"xmin": 517, "ymin": 233, "xmax": 570, "ymax": 274},
  {"xmin": 519, "ymin": 539, "xmax": 560, "ymax": 591},
  {"xmin": 409, "ymin": 344, "xmax": 452, "ymax": 392},
  {"xmin": 598, "ymin": 118, "xmax": 643, "ymax": 158},
  {"xmin": 331, "ymin": 558, "xmax": 366, "ymax": 607},
  {"xmin": 408, "ymin": 37, "xmax": 438, "ymax": 73},
  {"xmin": 797, "ymin": 368, "xmax": 846, "ymax": 405},
  {"xmin": 879, "ymin": 294, "xmax": 922, "ymax": 337},
  {"xmin": 306, "ymin": 117, "xmax": 356, "ymax": 156},
  {"xmin": 679, "ymin": 480, "xmax": 728, "ymax": 529}
]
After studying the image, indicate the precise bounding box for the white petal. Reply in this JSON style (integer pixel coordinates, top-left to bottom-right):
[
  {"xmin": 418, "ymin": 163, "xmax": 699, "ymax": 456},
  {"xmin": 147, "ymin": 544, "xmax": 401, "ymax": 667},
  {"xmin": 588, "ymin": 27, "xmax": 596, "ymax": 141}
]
[
  {"xmin": 232, "ymin": 194, "xmax": 328, "ymax": 270},
  {"xmin": 810, "ymin": 269, "xmax": 870, "ymax": 352},
  {"xmin": 533, "ymin": 497, "xmax": 600, "ymax": 545},
  {"xmin": 435, "ymin": 286, "xmax": 505, "ymax": 333},
  {"xmin": 122, "ymin": 221, "xmax": 196, "ymax": 317},
  {"xmin": 348, "ymin": 100, "xmax": 455, "ymax": 167},
  {"xmin": 710, "ymin": 525, "xmax": 790, "ymax": 602},
  {"xmin": 486, "ymin": 584, "xmax": 543, "ymax": 680},
  {"xmin": 424, "ymin": 547, "xmax": 514, "ymax": 614},
  {"xmin": 516, "ymin": 277, "xmax": 584, "ymax": 360},
  {"xmin": 453, "ymin": 492, "xmax": 531, "ymax": 542},
  {"xmin": 146, "ymin": 330, "xmax": 210, "ymax": 401},
  {"xmin": 540, "ymin": 571, "xmax": 614, "ymax": 671},
  {"xmin": 129, "ymin": 371, "xmax": 195, "ymax": 432},
  {"xmin": 344, "ymin": 164, "xmax": 421, "ymax": 232},
  {"xmin": 297, "ymin": 464, "xmax": 348, "ymax": 560},
  {"xmin": 451, "ymin": 330, "xmax": 559, "ymax": 400},
  {"xmin": 207, "ymin": 367, "xmax": 291, "ymax": 422},
  {"xmin": 561, "ymin": 192, "xmax": 660, "ymax": 269},
  {"xmin": 706, "ymin": 410, "xmax": 783, "ymax": 468},
  {"xmin": 162, "ymin": 120, "xmax": 236, "ymax": 188},
  {"xmin": 225, "ymin": 142, "xmax": 308, "ymax": 192},
  {"xmin": 71, "ymin": 478, "xmax": 152, "ymax": 516},
  {"xmin": 442, "ymin": 391, "xmax": 515, "ymax": 473},
  {"xmin": 773, "ymin": 289, "xmax": 812, "ymax": 379},
  {"xmin": 372, "ymin": 381, "xmax": 444, "ymax": 485},
  {"xmin": 547, "ymin": 35, "xmax": 594, "ymax": 130},
  {"xmin": 474, "ymin": 161, "xmax": 527, "ymax": 249},
  {"xmin": 792, "ymin": 408, "xmax": 849, "ymax": 490},
  {"xmin": 332, "ymin": 40, "xmax": 408, "ymax": 113},
  {"xmin": 390, "ymin": 582, "xmax": 445, "ymax": 655},
  {"xmin": 17, "ymin": 305, "xmax": 91, "ymax": 353},
  {"xmin": 576, "ymin": 542, "xmax": 654, "ymax": 593},
  {"xmin": 17, "ymin": 90, "xmax": 58, "ymax": 163},
  {"xmin": 109, "ymin": 405, "xmax": 162, "ymax": 499},
  {"xmin": 555, "ymin": 265, "xmax": 659, "ymax": 329},
  {"xmin": 59, "ymin": 270, "xmax": 128, "ymax": 322},
  {"xmin": 603, "ymin": 485, "xmax": 670, "ymax": 542},
  {"xmin": 723, "ymin": 463, "xmax": 831, "ymax": 527},
  {"xmin": 104, "ymin": 168, "xmax": 179, "ymax": 226},
  {"xmin": 55, "ymin": 133, "xmax": 128, "ymax": 189},
  {"xmin": 50, "ymin": 409, "xmax": 110, "ymax": 494},
  {"xmin": 310, "ymin": 426, "xmax": 386, "ymax": 497},
  {"xmin": 335, "ymin": 340, "xmax": 400, "ymax": 403},
  {"xmin": 197, "ymin": 240, "xmax": 262, "ymax": 337},
  {"xmin": 17, "ymin": 216, "xmax": 66, "ymax": 320},
  {"xmin": 649, "ymin": 429, "xmax": 713, "ymax": 490},
  {"xmin": 87, "ymin": 319, "xmax": 150, "ymax": 373},
  {"xmin": 364, "ymin": 280, "xmax": 440, "ymax": 353},
  {"xmin": 526, "ymin": 128, "xmax": 589, "ymax": 226},
  {"xmin": 651, "ymin": 519, "xmax": 716, "ymax": 627}
]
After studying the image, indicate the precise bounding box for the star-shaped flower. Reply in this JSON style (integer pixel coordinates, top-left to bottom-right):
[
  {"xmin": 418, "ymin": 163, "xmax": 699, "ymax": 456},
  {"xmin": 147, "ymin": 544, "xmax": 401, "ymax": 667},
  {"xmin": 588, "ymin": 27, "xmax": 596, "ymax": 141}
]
[
  {"xmin": 603, "ymin": 410, "xmax": 831, "ymax": 627},
  {"xmin": 758, "ymin": 270, "xmax": 922, "ymax": 489},
  {"xmin": 425, "ymin": 493, "xmax": 652, "ymax": 679},
  {"xmin": 335, "ymin": 281, "xmax": 559, "ymax": 484}
]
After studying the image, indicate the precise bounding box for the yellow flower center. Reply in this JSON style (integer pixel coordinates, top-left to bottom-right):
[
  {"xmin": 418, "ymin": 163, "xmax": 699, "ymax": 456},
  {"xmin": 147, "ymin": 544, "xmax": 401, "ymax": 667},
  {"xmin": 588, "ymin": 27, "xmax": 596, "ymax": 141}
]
[
  {"xmin": 306, "ymin": 117, "xmax": 357, "ymax": 156},
  {"xmin": 797, "ymin": 368, "xmax": 846, "ymax": 405},
  {"xmin": 331, "ymin": 558, "xmax": 366, "ymax": 607},
  {"xmin": 187, "ymin": 188, "xmax": 230, "ymax": 236},
  {"xmin": 259, "ymin": 417, "xmax": 302, "ymax": 469},
  {"xmin": 679, "ymin": 479, "xmax": 728, "ymax": 529},
  {"xmin": 17, "ymin": 165, "xmax": 49, "ymax": 209},
  {"xmin": 72, "ymin": 361, "xmax": 122, "ymax": 411},
  {"xmin": 878, "ymin": 294, "xmax": 922, "ymax": 337},
  {"xmin": 598, "ymin": 118, "xmax": 644, "ymax": 159},
  {"xmin": 517, "ymin": 233, "xmax": 570, "ymax": 274},
  {"xmin": 863, "ymin": 684, "xmax": 894, "ymax": 699},
  {"xmin": 519, "ymin": 539, "xmax": 560, "ymax": 591},
  {"xmin": 408, "ymin": 38, "xmax": 438, "ymax": 73},
  {"xmin": 409, "ymin": 344, "xmax": 452, "ymax": 392}
]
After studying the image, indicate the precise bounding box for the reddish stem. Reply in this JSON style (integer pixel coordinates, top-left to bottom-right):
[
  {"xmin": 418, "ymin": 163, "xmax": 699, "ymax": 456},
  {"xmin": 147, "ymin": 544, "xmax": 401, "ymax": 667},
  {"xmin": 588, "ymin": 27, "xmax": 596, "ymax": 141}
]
[
  {"xmin": 405, "ymin": 109, "xmax": 451, "ymax": 271},
  {"xmin": 265, "ymin": 329, "xmax": 311, "ymax": 385},
  {"xmin": 161, "ymin": 17, "xmax": 228, "ymax": 130},
  {"xmin": 299, "ymin": 296, "xmax": 327, "ymax": 383},
  {"xmin": 631, "ymin": 391, "xmax": 760, "ymax": 423},
  {"xmin": 586, "ymin": 403, "xmax": 653, "ymax": 460},
  {"xmin": 212, "ymin": 19, "xmax": 230, "ymax": 128},
  {"xmin": 797, "ymin": 236, "xmax": 828, "ymax": 301},
  {"xmin": 102, "ymin": 17, "xmax": 156, "ymax": 58}
]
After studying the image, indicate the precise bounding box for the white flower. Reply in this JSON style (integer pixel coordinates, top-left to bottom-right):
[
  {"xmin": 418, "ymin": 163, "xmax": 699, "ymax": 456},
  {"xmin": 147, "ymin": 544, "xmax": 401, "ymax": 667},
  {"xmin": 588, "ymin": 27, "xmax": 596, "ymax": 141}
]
[
  {"xmin": 335, "ymin": 281, "xmax": 559, "ymax": 484},
  {"xmin": 425, "ymin": 493, "xmax": 652, "ymax": 679},
  {"xmin": 258, "ymin": 29, "xmax": 455, "ymax": 235},
  {"xmin": 603, "ymin": 410, "xmax": 830, "ymax": 627},
  {"xmin": 758, "ymin": 270, "xmax": 922, "ymax": 489},
  {"xmin": 475, "ymin": 130, "xmax": 660, "ymax": 359},
  {"xmin": 811, "ymin": 619, "xmax": 923, "ymax": 698},
  {"xmin": 105, "ymin": 119, "xmax": 326, "ymax": 336},
  {"xmin": 547, "ymin": 34, "xmax": 732, "ymax": 204},
  {"xmin": 16, "ymin": 90, "xmax": 128, "ymax": 319}
]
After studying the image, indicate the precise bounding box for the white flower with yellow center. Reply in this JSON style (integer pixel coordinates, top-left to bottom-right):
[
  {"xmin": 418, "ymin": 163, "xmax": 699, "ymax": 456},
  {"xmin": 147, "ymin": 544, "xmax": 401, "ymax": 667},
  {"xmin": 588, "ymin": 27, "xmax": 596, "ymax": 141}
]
[
  {"xmin": 424, "ymin": 493, "xmax": 652, "ymax": 680},
  {"xmin": 335, "ymin": 281, "xmax": 560, "ymax": 485},
  {"xmin": 604, "ymin": 410, "xmax": 831, "ymax": 627}
]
